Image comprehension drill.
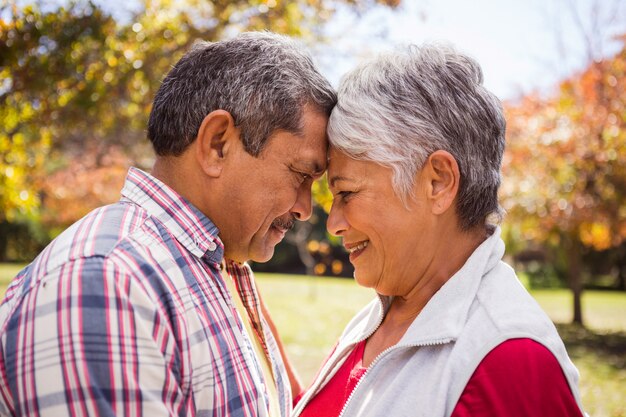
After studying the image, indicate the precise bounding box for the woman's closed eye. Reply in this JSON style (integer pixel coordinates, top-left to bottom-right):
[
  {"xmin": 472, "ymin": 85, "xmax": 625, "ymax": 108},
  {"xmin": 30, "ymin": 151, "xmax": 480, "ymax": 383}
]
[{"xmin": 336, "ymin": 190, "xmax": 354, "ymax": 201}]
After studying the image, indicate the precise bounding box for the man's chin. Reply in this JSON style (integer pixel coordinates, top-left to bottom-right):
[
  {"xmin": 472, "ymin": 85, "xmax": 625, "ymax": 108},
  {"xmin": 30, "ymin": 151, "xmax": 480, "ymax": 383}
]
[
  {"xmin": 247, "ymin": 226, "xmax": 287, "ymax": 263},
  {"xmin": 248, "ymin": 245, "xmax": 276, "ymax": 263}
]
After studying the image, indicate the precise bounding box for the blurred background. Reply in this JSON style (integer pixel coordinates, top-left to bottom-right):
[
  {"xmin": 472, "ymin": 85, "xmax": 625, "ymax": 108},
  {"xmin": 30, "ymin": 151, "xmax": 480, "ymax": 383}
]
[{"xmin": 1, "ymin": 0, "xmax": 625, "ymax": 415}]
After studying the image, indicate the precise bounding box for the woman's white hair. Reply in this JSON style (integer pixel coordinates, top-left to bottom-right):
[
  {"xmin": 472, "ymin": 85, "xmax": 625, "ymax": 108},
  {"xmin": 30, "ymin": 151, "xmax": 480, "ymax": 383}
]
[{"xmin": 328, "ymin": 43, "xmax": 506, "ymax": 230}]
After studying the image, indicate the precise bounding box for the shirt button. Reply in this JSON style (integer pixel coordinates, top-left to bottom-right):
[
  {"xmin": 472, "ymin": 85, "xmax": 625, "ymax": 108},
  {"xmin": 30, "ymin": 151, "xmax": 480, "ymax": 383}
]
[{"xmin": 207, "ymin": 241, "xmax": 217, "ymax": 251}]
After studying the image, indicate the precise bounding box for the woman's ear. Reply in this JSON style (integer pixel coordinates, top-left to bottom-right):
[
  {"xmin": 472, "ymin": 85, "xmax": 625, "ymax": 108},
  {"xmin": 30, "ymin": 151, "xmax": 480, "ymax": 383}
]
[
  {"xmin": 424, "ymin": 150, "xmax": 460, "ymax": 215},
  {"xmin": 195, "ymin": 110, "xmax": 238, "ymax": 178}
]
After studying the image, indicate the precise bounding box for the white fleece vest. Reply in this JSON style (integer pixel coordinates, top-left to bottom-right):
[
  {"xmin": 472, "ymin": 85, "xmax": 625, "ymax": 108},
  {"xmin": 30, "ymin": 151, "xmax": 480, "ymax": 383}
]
[{"xmin": 293, "ymin": 227, "xmax": 585, "ymax": 417}]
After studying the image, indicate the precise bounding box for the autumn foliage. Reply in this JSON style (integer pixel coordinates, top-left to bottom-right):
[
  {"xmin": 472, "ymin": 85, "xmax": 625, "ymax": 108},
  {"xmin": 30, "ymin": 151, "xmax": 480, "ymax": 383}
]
[{"xmin": 503, "ymin": 36, "xmax": 625, "ymax": 252}]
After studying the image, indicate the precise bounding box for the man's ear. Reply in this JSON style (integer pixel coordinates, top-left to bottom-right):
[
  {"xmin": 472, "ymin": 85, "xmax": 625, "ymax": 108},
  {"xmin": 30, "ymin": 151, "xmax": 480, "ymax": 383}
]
[
  {"xmin": 423, "ymin": 150, "xmax": 460, "ymax": 215},
  {"xmin": 195, "ymin": 110, "xmax": 238, "ymax": 178}
]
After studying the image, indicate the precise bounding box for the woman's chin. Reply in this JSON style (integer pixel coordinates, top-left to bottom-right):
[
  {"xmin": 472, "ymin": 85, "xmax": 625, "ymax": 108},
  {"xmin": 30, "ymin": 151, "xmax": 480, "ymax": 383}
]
[{"xmin": 353, "ymin": 270, "xmax": 374, "ymax": 289}]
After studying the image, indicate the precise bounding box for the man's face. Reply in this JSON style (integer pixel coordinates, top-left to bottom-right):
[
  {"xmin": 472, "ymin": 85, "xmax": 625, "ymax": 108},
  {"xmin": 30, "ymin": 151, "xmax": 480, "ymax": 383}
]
[{"xmin": 219, "ymin": 107, "xmax": 328, "ymax": 263}]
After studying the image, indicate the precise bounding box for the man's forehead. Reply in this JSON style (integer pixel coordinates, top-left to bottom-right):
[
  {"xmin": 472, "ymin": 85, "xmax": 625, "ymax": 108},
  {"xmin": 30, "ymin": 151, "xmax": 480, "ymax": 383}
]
[
  {"xmin": 297, "ymin": 154, "xmax": 327, "ymax": 175},
  {"xmin": 299, "ymin": 106, "xmax": 330, "ymax": 172},
  {"xmin": 295, "ymin": 138, "xmax": 328, "ymax": 174}
]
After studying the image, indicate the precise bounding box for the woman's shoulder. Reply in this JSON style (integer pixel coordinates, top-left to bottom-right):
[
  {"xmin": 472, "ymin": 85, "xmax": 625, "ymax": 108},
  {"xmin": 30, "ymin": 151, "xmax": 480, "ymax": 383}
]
[{"xmin": 450, "ymin": 338, "xmax": 584, "ymax": 417}]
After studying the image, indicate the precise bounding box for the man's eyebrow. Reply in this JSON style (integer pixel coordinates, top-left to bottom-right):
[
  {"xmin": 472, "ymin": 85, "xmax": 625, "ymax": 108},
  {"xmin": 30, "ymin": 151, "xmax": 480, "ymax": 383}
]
[
  {"xmin": 297, "ymin": 161, "xmax": 325, "ymax": 176},
  {"xmin": 329, "ymin": 175, "xmax": 351, "ymax": 188},
  {"xmin": 312, "ymin": 162, "xmax": 326, "ymax": 175}
]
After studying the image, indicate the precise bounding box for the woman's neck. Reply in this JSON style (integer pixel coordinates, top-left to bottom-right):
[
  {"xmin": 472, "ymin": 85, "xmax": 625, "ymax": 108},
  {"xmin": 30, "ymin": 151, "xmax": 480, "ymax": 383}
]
[
  {"xmin": 364, "ymin": 225, "xmax": 491, "ymax": 366},
  {"xmin": 388, "ymin": 225, "xmax": 489, "ymax": 325}
]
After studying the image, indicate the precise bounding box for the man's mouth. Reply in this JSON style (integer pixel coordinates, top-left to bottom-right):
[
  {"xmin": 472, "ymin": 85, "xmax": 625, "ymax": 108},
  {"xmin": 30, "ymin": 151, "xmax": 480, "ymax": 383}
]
[{"xmin": 271, "ymin": 217, "xmax": 295, "ymax": 233}]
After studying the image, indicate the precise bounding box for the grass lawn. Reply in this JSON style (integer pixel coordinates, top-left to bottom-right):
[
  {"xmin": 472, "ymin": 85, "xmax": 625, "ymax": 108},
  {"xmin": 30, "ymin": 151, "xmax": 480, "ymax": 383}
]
[
  {"xmin": 1, "ymin": 265, "xmax": 624, "ymax": 416},
  {"xmin": 0, "ymin": 263, "xmax": 26, "ymax": 285}
]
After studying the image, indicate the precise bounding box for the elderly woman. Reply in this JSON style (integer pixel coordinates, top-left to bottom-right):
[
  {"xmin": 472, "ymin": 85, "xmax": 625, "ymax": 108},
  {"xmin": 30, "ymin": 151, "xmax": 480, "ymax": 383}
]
[{"xmin": 293, "ymin": 45, "xmax": 586, "ymax": 417}]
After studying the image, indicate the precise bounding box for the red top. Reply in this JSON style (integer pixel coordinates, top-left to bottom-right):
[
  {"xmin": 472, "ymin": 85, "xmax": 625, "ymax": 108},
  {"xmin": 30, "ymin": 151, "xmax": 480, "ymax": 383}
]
[
  {"xmin": 299, "ymin": 340, "xmax": 367, "ymax": 417},
  {"xmin": 299, "ymin": 338, "xmax": 583, "ymax": 417}
]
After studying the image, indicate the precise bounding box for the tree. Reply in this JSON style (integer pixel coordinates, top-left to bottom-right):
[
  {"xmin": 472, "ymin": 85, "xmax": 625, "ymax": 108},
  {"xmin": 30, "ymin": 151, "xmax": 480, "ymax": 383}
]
[
  {"xmin": 1, "ymin": 2, "xmax": 120, "ymax": 258},
  {"xmin": 0, "ymin": 0, "xmax": 399, "ymax": 261},
  {"xmin": 502, "ymin": 36, "xmax": 626, "ymax": 325}
]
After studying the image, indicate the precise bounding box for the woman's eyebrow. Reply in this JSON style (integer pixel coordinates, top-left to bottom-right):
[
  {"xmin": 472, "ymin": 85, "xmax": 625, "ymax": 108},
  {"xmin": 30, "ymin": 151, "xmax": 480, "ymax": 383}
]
[{"xmin": 329, "ymin": 175, "xmax": 352, "ymax": 188}]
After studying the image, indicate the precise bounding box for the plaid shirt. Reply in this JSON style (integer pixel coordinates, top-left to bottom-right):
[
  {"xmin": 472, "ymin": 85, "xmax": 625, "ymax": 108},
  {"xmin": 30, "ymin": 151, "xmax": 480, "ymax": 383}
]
[{"xmin": 0, "ymin": 167, "xmax": 291, "ymax": 417}]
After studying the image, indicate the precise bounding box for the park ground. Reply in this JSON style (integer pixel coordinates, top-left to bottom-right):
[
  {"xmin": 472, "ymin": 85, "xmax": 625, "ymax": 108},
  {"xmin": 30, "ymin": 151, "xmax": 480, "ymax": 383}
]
[{"xmin": 1, "ymin": 264, "xmax": 625, "ymax": 417}]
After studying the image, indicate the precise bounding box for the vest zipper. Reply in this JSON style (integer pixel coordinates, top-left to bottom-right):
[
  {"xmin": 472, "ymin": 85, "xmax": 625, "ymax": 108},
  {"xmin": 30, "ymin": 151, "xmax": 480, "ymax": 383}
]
[
  {"xmin": 337, "ymin": 337, "xmax": 453, "ymax": 417},
  {"xmin": 292, "ymin": 298, "xmax": 387, "ymax": 417},
  {"xmin": 293, "ymin": 296, "xmax": 454, "ymax": 417}
]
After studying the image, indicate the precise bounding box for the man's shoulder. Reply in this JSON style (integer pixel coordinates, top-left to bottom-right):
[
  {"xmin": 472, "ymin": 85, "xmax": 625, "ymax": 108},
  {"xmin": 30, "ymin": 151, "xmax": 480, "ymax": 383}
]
[
  {"xmin": 31, "ymin": 201, "xmax": 154, "ymax": 279},
  {"xmin": 0, "ymin": 202, "xmax": 161, "ymax": 318}
]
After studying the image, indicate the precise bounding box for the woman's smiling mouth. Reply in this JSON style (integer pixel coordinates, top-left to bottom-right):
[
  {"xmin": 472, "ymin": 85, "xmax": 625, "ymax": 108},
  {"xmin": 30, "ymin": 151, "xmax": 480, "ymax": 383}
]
[{"xmin": 345, "ymin": 240, "xmax": 369, "ymax": 260}]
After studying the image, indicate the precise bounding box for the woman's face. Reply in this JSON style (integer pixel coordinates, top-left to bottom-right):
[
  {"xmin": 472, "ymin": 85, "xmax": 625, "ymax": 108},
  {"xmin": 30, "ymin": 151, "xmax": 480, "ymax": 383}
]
[{"xmin": 327, "ymin": 148, "xmax": 437, "ymax": 296}]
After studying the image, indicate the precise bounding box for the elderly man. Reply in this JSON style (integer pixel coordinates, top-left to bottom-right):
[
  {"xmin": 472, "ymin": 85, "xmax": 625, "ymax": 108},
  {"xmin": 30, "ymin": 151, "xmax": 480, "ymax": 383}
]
[{"xmin": 0, "ymin": 32, "xmax": 336, "ymax": 417}]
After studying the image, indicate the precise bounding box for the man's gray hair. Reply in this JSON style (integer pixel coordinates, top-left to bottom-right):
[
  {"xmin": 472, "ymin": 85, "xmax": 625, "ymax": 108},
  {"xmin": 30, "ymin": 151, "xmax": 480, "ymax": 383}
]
[
  {"xmin": 148, "ymin": 32, "xmax": 336, "ymax": 156},
  {"xmin": 328, "ymin": 43, "xmax": 506, "ymax": 231}
]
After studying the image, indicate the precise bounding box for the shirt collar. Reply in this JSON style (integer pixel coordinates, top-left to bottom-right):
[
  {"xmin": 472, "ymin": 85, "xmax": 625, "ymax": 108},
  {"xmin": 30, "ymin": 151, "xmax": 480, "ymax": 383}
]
[{"xmin": 120, "ymin": 167, "xmax": 224, "ymax": 264}]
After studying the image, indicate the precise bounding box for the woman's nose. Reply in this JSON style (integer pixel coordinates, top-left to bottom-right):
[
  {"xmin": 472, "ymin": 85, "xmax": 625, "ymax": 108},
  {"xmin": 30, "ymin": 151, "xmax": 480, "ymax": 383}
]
[{"xmin": 326, "ymin": 201, "xmax": 347, "ymax": 236}]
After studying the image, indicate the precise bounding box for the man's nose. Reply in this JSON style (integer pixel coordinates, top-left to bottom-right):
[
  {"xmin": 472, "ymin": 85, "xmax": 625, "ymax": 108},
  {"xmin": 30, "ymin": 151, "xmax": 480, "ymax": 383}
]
[{"xmin": 291, "ymin": 184, "xmax": 313, "ymax": 221}]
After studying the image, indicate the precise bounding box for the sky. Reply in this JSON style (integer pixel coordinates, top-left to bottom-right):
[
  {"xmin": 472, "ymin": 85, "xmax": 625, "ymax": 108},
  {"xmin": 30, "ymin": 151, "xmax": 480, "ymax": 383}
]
[{"xmin": 311, "ymin": 0, "xmax": 626, "ymax": 100}]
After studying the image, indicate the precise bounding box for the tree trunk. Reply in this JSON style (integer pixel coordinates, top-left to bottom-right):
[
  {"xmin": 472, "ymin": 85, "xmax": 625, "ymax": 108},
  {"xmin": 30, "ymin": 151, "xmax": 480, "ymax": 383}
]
[
  {"xmin": 0, "ymin": 222, "xmax": 8, "ymax": 262},
  {"xmin": 616, "ymin": 243, "xmax": 626, "ymax": 291},
  {"xmin": 565, "ymin": 236, "xmax": 584, "ymax": 326},
  {"xmin": 285, "ymin": 222, "xmax": 318, "ymax": 300},
  {"xmin": 285, "ymin": 222, "xmax": 316, "ymax": 276},
  {"xmin": 617, "ymin": 268, "xmax": 626, "ymax": 291}
]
